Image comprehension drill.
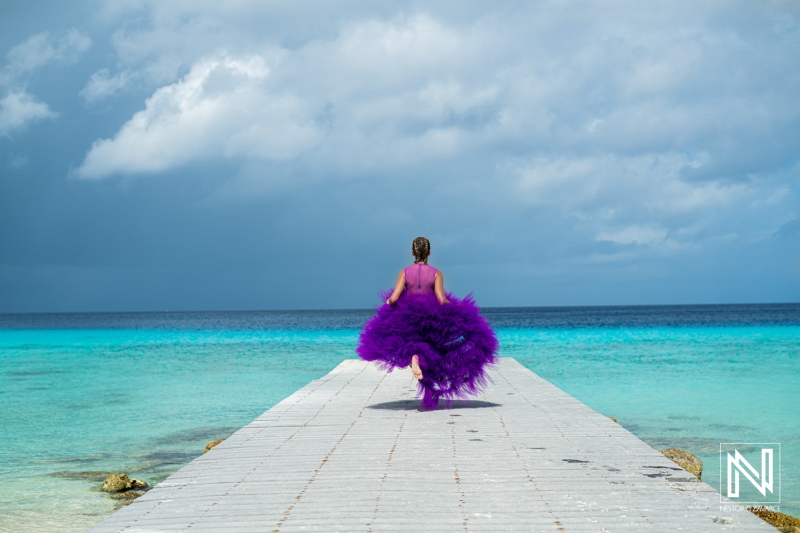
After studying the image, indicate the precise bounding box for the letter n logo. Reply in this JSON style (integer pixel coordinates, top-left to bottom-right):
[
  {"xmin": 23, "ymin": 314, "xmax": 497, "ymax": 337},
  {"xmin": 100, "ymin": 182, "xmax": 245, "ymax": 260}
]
[
  {"xmin": 727, "ymin": 449, "xmax": 772, "ymax": 497},
  {"xmin": 720, "ymin": 443, "xmax": 780, "ymax": 504}
]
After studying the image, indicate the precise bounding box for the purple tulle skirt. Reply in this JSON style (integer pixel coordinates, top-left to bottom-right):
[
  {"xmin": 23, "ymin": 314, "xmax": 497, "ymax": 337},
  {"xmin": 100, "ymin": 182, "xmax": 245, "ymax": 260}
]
[{"xmin": 356, "ymin": 290, "xmax": 499, "ymax": 410}]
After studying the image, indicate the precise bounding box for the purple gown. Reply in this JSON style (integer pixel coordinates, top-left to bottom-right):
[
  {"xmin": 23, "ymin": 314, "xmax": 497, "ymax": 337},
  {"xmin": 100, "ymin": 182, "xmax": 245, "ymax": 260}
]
[{"xmin": 356, "ymin": 263, "xmax": 499, "ymax": 410}]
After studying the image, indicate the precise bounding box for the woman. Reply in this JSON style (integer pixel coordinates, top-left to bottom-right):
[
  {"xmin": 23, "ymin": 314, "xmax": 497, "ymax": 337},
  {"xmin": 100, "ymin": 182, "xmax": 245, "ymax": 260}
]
[{"xmin": 357, "ymin": 237, "xmax": 499, "ymax": 410}]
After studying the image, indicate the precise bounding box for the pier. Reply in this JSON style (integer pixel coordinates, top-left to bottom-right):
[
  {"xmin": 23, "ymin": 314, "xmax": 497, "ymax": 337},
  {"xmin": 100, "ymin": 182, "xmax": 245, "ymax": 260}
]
[{"xmin": 88, "ymin": 358, "xmax": 773, "ymax": 532}]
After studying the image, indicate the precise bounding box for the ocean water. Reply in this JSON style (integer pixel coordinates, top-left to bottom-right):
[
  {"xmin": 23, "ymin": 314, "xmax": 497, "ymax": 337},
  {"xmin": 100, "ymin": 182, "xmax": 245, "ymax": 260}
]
[{"xmin": 0, "ymin": 304, "xmax": 798, "ymax": 532}]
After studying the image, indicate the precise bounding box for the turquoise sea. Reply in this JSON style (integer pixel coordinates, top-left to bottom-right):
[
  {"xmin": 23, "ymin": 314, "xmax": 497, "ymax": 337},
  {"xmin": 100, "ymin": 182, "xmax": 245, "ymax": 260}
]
[{"xmin": 1, "ymin": 305, "xmax": 798, "ymax": 532}]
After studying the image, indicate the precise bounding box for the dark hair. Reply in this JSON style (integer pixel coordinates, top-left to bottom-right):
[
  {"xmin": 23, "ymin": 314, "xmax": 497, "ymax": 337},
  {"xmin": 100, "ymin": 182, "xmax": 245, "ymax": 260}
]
[{"xmin": 412, "ymin": 237, "xmax": 430, "ymax": 264}]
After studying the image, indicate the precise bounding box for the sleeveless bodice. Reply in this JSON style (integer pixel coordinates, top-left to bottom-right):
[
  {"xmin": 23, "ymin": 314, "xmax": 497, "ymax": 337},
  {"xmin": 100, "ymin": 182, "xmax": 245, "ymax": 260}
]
[{"xmin": 404, "ymin": 263, "xmax": 436, "ymax": 297}]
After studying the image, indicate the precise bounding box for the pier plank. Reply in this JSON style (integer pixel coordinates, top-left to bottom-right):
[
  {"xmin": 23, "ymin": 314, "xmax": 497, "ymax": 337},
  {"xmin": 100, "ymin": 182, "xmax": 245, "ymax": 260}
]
[{"xmin": 88, "ymin": 359, "xmax": 774, "ymax": 532}]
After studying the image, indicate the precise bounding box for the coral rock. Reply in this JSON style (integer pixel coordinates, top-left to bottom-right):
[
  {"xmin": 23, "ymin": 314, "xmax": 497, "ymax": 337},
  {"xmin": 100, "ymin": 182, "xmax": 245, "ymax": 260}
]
[
  {"xmin": 102, "ymin": 473, "xmax": 131, "ymax": 493},
  {"xmin": 129, "ymin": 478, "xmax": 148, "ymax": 490},
  {"xmin": 660, "ymin": 448, "xmax": 702, "ymax": 480},
  {"xmin": 749, "ymin": 507, "xmax": 800, "ymax": 531},
  {"xmin": 110, "ymin": 490, "xmax": 143, "ymax": 500},
  {"xmin": 102, "ymin": 473, "xmax": 148, "ymax": 493},
  {"xmin": 205, "ymin": 439, "xmax": 224, "ymax": 453}
]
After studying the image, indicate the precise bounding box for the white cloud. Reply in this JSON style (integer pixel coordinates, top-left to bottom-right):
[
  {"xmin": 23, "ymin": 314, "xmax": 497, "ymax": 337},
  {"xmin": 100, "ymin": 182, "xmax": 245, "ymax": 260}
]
[
  {"xmin": 0, "ymin": 29, "xmax": 91, "ymax": 135},
  {"xmin": 76, "ymin": 54, "xmax": 321, "ymax": 179},
  {"xmin": 78, "ymin": 13, "xmax": 494, "ymax": 178},
  {"xmin": 505, "ymin": 151, "xmax": 788, "ymax": 256},
  {"xmin": 307, "ymin": 14, "xmax": 469, "ymax": 86},
  {"xmin": 510, "ymin": 153, "xmax": 752, "ymax": 216},
  {"xmin": 76, "ymin": 1, "xmax": 799, "ymax": 258},
  {"xmin": 2, "ymin": 29, "xmax": 91, "ymax": 82},
  {"xmin": 0, "ymin": 91, "xmax": 56, "ymax": 135},
  {"xmin": 596, "ymin": 225, "xmax": 668, "ymax": 246},
  {"xmin": 80, "ymin": 69, "xmax": 133, "ymax": 102}
]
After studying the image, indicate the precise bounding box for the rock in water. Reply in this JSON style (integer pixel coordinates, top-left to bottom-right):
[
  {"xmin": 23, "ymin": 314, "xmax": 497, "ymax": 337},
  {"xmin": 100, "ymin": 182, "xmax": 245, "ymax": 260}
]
[
  {"xmin": 102, "ymin": 473, "xmax": 130, "ymax": 492},
  {"xmin": 102, "ymin": 473, "xmax": 148, "ymax": 493},
  {"xmin": 748, "ymin": 507, "xmax": 800, "ymax": 532},
  {"xmin": 608, "ymin": 416, "xmax": 617, "ymax": 423},
  {"xmin": 205, "ymin": 439, "xmax": 224, "ymax": 453},
  {"xmin": 129, "ymin": 478, "xmax": 148, "ymax": 490},
  {"xmin": 110, "ymin": 490, "xmax": 144, "ymax": 500},
  {"xmin": 660, "ymin": 448, "xmax": 703, "ymax": 481}
]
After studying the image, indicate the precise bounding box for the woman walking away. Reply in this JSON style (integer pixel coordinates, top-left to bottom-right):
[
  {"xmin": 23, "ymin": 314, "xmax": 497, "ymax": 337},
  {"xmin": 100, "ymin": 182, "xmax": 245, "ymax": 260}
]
[{"xmin": 357, "ymin": 237, "xmax": 499, "ymax": 410}]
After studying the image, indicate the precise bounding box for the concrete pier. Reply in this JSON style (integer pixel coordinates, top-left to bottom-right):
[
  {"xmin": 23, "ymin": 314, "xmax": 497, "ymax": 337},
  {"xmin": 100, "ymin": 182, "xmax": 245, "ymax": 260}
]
[{"xmin": 88, "ymin": 359, "xmax": 773, "ymax": 532}]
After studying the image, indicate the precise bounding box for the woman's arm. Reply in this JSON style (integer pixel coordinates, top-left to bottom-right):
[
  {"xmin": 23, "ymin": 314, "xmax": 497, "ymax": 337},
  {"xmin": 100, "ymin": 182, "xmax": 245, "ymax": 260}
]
[
  {"xmin": 434, "ymin": 271, "xmax": 451, "ymax": 304},
  {"xmin": 386, "ymin": 270, "xmax": 405, "ymax": 305}
]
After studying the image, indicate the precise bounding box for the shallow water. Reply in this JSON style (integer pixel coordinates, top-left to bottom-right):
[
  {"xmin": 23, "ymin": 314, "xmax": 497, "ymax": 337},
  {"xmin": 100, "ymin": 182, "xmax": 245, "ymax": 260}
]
[{"xmin": 1, "ymin": 305, "xmax": 797, "ymax": 531}]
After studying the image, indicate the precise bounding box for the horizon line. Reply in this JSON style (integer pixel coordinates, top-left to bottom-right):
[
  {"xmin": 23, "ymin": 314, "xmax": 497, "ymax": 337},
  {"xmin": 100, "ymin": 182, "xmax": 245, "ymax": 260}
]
[{"xmin": 2, "ymin": 301, "xmax": 799, "ymax": 317}]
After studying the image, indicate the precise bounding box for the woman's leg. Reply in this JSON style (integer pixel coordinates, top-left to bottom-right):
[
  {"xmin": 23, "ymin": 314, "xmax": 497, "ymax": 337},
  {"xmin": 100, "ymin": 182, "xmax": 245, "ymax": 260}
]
[{"xmin": 411, "ymin": 355, "xmax": 423, "ymax": 380}]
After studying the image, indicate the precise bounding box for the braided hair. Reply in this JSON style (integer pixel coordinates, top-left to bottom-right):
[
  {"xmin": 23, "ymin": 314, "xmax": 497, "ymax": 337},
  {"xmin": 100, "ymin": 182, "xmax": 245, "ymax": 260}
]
[{"xmin": 412, "ymin": 236, "xmax": 431, "ymax": 264}]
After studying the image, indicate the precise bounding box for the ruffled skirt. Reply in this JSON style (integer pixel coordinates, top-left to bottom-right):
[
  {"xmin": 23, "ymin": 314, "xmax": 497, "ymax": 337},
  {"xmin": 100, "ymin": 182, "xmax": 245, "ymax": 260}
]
[{"xmin": 356, "ymin": 291, "xmax": 499, "ymax": 410}]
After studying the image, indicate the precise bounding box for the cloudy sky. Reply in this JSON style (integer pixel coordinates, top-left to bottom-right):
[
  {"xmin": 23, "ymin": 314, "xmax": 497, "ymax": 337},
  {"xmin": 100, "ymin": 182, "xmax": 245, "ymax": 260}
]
[{"xmin": 1, "ymin": 0, "xmax": 798, "ymax": 312}]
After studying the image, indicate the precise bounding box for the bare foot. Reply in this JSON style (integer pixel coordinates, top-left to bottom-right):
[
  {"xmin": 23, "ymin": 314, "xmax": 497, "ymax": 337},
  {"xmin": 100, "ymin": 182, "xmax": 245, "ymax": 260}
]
[{"xmin": 411, "ymin": 355, "xmax": 423, "ymax": 380}]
